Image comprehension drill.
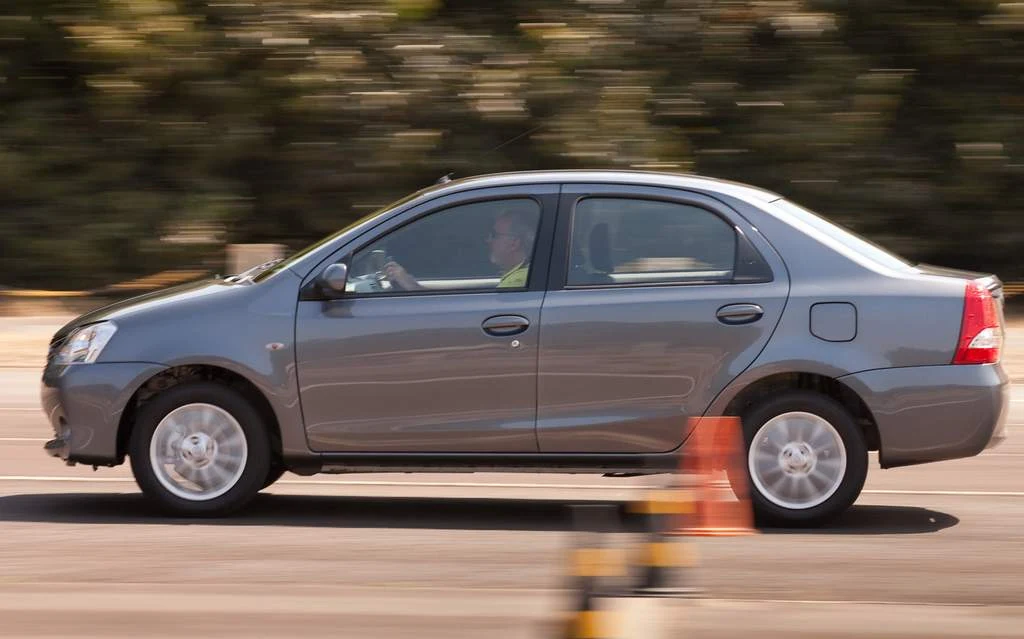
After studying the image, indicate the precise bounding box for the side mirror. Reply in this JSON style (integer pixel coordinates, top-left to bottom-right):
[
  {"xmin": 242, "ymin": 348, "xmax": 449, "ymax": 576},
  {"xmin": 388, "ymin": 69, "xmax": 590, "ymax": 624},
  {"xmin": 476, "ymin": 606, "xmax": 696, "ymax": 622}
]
[{"xmin": 320, "ymin": 263, "xmax": 349, "ymax": 296}]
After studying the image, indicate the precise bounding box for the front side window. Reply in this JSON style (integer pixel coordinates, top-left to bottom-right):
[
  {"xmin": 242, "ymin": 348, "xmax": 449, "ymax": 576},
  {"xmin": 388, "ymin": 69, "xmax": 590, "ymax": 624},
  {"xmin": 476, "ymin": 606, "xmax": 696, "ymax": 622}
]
[
  {"xmin": 567, "ymin": 198, "xmax": 736, "ymax": 287},
  {"xmin": 346, "ymin": 198, "xmax": 542, "ymax": 295}
]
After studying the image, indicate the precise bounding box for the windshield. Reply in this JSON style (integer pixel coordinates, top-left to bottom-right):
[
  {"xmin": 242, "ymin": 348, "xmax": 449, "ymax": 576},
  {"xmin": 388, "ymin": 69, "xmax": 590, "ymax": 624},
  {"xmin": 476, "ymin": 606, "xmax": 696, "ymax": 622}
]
[
  {"xmin": 772, "ymin": 199, "xmax": 914, "ymax": 272},
  {"xmin": 250, "ymin": 187, "xmax": 433, "ymax": 283}
]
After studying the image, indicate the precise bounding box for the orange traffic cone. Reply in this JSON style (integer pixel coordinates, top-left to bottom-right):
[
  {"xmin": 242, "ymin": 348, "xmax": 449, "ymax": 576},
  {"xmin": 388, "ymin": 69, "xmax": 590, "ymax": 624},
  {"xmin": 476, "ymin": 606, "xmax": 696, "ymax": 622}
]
[{"xmin": 672, "ymin": 416, "xmax": 755, "ymax": 537}]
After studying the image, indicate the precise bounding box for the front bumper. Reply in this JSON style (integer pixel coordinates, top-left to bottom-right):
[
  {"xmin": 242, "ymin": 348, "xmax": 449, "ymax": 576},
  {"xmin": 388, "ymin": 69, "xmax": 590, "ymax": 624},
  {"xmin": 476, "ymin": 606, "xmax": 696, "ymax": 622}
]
[
  {"xmin": 41, "ymin": 361, "xmax": 168, "ymax": 465},
  {"xmin": 838, "ymin": 363, "xmax": 1009, "ymax": 468}
]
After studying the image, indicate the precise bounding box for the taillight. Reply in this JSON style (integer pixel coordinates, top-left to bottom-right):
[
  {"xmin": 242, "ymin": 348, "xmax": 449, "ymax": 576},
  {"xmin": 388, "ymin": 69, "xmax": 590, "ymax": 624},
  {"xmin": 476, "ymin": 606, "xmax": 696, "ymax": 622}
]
[{"xmin": 953, "ymin": 280, "xmax": 1003, "ymax": 364}]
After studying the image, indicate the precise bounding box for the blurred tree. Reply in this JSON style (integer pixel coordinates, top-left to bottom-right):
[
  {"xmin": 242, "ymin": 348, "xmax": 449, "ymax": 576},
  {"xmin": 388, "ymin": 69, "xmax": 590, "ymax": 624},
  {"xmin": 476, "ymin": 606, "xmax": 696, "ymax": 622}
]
[{"xmin": 0, "ymin": 0, "xmax": 1020, "ymax": 289}]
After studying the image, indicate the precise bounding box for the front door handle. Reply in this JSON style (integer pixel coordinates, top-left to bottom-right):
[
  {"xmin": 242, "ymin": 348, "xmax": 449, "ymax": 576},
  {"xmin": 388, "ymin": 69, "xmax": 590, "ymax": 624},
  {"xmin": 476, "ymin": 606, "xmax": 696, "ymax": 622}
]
[
  {"xmin": 716, "ymin": 303, "xmax": 764, "ymax": 325},
  {"xmin": 482, "ymin": 315, "xmax": 530, "ymax": 337}
]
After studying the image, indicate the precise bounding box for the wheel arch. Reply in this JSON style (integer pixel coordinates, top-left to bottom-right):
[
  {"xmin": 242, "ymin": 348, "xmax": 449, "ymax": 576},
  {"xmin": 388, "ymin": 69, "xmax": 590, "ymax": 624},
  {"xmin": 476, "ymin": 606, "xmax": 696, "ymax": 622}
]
[
  {"xmin": 116, "ymin": 364, "xmax": 284, "ymax": 464},
  {"xmin": 718, "ymin": 370, "xmax": 880, "ymax": 452}
]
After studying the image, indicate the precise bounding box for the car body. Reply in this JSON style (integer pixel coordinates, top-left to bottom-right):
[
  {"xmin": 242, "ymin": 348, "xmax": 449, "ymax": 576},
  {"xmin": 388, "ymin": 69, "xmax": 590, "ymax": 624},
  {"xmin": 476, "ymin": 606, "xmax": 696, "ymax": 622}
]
[{"xmin": 41, "ymin": 170, "xmax": 1010, "ymax": 524}]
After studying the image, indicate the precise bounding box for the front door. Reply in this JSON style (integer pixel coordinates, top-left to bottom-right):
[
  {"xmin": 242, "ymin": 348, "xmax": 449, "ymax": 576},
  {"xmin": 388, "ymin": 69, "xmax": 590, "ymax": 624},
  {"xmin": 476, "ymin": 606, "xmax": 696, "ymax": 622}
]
[
  {"xmin": 537, "ymin": 185, "xmax": 790, "ymax": 453},
  {"xmin": 295, "ymin": 187, "xmax": 557, "ymax": 452}
]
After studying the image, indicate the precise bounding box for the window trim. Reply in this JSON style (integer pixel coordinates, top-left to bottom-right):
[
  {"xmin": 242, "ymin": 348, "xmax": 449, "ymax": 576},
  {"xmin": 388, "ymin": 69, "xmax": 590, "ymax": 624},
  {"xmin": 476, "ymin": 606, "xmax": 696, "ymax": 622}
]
[
  {"xmin": 301, "ymin": 190, "xmax": 555, "ymax": 301},
  {"xmin": 560, "ymin": 193, "xmax": 741, "ymax": 291}
]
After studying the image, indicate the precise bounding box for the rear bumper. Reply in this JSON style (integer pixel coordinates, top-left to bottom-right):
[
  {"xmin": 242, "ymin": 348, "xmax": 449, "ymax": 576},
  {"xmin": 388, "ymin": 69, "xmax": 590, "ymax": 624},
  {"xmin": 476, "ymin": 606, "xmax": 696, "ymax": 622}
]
[
  {"xmin": 838, "ymin": 363, "xmax": 1009, "ymax": 468},
  {"xmin": 41, "ymin": 361, "xmax": 167, "ymax": 465}
]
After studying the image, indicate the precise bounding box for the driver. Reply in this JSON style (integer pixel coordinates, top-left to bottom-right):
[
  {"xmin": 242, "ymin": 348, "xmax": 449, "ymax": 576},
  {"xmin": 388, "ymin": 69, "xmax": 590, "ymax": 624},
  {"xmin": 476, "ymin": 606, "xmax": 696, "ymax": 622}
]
[{"xmin": 384, "ymin": 208, "xmax": 537, "ymax": 291}]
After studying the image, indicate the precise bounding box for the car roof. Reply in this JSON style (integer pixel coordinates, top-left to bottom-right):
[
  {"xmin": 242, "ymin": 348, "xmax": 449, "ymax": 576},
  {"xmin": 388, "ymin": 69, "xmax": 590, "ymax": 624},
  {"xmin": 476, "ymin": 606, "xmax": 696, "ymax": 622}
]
[{"xmin": 430, "ymin": 170, "xmax": 783, "ymax": 204}]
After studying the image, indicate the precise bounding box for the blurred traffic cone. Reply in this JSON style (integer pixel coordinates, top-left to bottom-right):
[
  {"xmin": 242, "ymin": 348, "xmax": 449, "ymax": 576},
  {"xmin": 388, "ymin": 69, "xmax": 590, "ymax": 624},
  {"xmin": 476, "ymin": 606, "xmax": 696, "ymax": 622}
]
[{"xmin": 673, "ymin": 416, "xmax": 755, "ymax": 537}]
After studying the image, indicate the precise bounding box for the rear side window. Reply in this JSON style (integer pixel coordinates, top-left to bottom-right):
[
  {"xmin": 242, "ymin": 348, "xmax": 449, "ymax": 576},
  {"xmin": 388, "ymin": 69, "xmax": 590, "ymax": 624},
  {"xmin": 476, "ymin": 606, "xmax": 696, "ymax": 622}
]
[{"xmin": 567, "ymin": 197, "xmax": 736, "ymax": 287}]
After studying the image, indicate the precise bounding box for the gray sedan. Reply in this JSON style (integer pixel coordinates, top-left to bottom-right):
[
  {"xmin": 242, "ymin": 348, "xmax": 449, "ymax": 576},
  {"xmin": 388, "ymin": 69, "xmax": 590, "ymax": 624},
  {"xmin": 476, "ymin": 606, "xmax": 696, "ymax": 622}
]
[{"xmin": 41, "ymin": 171, "xmax": 1009, "ymax": 525}]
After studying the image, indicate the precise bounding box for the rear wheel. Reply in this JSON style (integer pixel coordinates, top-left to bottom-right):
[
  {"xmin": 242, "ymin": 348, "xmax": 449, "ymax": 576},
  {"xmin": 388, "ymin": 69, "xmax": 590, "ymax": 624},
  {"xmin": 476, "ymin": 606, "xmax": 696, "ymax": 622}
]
[
  {"xmin": 129, "ymin": 382, "xmax": 271, "ymax": 517},
  {"xmin": 736, "ymin": 391, "xmax": 868, "ymax": 527}
]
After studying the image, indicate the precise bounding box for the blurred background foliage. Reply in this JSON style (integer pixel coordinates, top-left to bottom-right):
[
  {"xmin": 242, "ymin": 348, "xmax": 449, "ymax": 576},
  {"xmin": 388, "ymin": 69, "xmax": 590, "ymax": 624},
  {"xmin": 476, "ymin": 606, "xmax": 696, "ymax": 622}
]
[{"xmin": 0, "ymin": 0, "xmax": 1022, "ymax": 289}]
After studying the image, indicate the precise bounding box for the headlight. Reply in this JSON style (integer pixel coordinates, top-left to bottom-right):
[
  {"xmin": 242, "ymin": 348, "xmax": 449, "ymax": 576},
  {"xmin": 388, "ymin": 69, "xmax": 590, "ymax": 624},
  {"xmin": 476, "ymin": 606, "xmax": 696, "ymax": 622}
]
[{"xmin": 55, "ymin": 322, "xmax": 118, "ymax": 365}]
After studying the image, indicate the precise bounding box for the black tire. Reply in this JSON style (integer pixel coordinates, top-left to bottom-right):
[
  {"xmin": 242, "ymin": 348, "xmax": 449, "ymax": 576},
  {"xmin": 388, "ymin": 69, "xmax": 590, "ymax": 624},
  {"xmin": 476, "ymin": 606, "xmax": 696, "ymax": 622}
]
[
  {"xmin": 262, "ymin": 465, "xmax": 287, "ymax": 490},
  {"xmin": 129, "ymin": 382, "xmax": 272, "ymax": 517},
  {"xmin": 732, "ymin": 390, "xmax": 868, "ymax": 528}
]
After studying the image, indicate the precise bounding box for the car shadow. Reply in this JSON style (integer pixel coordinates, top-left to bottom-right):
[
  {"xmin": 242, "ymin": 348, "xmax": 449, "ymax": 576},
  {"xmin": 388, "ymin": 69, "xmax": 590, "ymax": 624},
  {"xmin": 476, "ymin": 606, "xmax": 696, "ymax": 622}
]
[
  {"xmin": 0, "ymin": 492, "xmax": 624, "ymax": 532},
  {"xmin": 762, "ymin": 504, "xmax": 959, "ymax": 535},
  {"xmin": 0, "ymin": 492, "xmax": 957, "ymax": 535}
]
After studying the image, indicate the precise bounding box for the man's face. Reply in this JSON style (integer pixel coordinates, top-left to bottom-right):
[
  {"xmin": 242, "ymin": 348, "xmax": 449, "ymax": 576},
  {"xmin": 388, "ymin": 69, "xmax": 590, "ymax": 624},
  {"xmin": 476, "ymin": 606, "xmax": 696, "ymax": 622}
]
[{"xmin": 487, "ymin": 216, "xmax": 521, "ymax": 269}]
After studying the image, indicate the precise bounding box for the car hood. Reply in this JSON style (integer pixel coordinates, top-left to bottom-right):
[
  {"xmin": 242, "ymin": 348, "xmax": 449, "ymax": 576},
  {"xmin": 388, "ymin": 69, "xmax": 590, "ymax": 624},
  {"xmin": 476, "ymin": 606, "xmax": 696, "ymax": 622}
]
[{"xmin": 52, "ymin": 278, "xmax": 234, "ymax": 342}]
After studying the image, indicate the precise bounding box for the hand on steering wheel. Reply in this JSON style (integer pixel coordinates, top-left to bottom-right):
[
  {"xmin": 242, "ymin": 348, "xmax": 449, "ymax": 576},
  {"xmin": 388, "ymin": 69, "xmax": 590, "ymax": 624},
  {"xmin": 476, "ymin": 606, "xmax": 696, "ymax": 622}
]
[{"xmin": 383, "ymin": 261, "xmax": 418, "ymax": 290}]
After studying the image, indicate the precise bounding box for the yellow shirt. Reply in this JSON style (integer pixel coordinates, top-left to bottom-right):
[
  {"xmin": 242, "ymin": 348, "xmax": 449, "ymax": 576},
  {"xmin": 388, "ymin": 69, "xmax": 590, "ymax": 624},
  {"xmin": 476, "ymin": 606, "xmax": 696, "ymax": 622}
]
[{"xmin": 497, "ymin": 261, "xmax": 529, "ymax": 288}]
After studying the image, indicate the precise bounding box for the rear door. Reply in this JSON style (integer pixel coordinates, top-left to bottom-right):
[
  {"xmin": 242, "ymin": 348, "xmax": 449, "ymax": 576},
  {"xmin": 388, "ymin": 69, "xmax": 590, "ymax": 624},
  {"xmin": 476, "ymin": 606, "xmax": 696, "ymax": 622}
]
[{"xmin": 536, "ymin": 184, "xmax": 790, "ymax": 453}]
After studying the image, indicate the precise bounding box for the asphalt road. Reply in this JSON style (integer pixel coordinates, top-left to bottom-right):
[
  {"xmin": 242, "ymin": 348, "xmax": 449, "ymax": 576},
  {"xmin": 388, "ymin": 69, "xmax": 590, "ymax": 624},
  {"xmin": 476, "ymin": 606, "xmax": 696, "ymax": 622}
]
[{"xmin": 2, "ymin": 348, "xmax": 1024, "ymax": 636}]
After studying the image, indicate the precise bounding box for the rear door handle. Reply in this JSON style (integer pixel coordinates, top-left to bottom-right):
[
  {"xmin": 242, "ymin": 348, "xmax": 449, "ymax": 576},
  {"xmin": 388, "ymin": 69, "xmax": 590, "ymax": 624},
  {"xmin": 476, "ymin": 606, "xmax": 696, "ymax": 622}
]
[
  {"xmin": 482, "ymin": 315, "xmax": 530, "ymax": 337},
  {"xmin": 716, "ymin": 303, "xmax": 764, "ymax": 325}
]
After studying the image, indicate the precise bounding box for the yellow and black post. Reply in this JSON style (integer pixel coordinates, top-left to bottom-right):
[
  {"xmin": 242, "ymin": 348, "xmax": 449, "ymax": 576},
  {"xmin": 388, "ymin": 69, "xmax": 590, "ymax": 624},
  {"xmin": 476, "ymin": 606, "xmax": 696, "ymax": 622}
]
[
  {"xmin": 559, "ymin": 505, "xmax": 624, "ymax": 639},
  {"xmin": 629, "ymin": 488, "xmax": 701, "ymax": 598}
]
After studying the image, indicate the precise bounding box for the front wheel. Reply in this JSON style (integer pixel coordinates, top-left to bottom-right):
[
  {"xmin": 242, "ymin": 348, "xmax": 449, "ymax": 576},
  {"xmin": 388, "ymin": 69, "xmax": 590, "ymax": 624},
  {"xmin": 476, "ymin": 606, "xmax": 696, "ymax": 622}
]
[
  {"xmin": 262, "ymin": 465, "xmax": 287, "ymax": 490},
  {"xmin": 736, "ymin": 391, "xmax": 868, "ymax": 527},
  {"xmin": 129, "ymin": 382, "xmax": 272, "ymax": 517}
]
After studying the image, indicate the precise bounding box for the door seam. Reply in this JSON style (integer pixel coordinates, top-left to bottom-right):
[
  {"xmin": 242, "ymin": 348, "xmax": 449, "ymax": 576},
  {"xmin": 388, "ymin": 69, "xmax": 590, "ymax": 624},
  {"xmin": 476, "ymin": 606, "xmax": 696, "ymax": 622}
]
[{"xmin": 533, "ymin": 184, "xmax": 563, "ymax": 452}]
